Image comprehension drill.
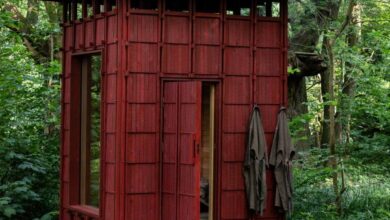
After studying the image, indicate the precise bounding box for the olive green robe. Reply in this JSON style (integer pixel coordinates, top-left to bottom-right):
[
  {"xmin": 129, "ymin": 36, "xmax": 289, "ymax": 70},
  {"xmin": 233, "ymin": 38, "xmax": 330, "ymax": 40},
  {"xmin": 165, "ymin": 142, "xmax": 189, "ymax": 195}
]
[
  {"xmin": 269, "ymin": 107, "xmax": 295, "ymax": 216},
  {"xmin": 243, "ymin": 106, "xmax": 268, "ymax": 216}
]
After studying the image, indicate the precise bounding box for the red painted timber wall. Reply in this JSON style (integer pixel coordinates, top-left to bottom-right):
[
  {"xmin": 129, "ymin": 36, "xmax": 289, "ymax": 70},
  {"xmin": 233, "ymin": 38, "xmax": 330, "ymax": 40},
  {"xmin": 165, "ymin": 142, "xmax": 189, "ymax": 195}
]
[
  {"xmin": 60, "ymin": 0, "xmax": 288, "ymax": 219},
  {"xmin": 61, "ymin": 6, "xmax": 119, "ymax": 220}
]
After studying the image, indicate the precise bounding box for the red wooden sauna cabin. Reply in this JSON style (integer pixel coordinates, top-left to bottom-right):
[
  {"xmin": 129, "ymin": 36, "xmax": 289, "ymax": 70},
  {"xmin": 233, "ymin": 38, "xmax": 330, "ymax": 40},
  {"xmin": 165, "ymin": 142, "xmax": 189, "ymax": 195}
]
[{"xmin": 51, "ymin": 0, "xmax": 289, "ymax": 219}]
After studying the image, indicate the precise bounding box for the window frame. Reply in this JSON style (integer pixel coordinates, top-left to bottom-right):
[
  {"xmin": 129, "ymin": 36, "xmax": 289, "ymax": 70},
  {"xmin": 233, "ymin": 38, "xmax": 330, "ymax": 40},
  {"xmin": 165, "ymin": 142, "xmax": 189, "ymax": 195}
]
[
  {"xmin": 63, "ymin": 0, "xmax": 117, "ymax": 23},
  {"xmin": 68, "ymin": 50, "xmax": 104, "ymax": 217},
  {"xmin": 225, "ymin": 0, "xmax": 252, "ymax": 17},
  {"xmin": 256, "ymin": 0, "xmax": 281, "ymax": 18}
]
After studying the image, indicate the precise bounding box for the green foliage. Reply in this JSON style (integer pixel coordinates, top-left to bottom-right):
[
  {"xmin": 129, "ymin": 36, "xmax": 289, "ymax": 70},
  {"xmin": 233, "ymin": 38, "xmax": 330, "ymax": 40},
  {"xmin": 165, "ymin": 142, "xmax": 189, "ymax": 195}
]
[
  {"xmin": 289, "ymin": 0, "xmax": 390, "ymax": 219},
  {"xmin": 0, "ymin": 0, "xmax": 388, "ymax": 219},
  {"xmin": 289, "ymin": 112, "xmax": 313, "ymax": 144},
  {"xmin": 288, "ymin": 66, "xmax": 301, "ymax": 75},
  {"xmin": 293, "ymin": 135, "xmax": 390, "ymax": 220},
  {"xmin": 0, "ymin": 4, "xmax": 60, "ymax": 219}
]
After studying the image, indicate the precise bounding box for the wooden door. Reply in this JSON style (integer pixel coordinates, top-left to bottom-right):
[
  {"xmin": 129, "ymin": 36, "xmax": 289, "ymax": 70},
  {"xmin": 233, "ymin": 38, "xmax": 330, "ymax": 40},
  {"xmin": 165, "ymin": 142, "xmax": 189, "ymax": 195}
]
[{"xmin": 162, "ymin": 81, "xmax": 202, "ymax": 220}]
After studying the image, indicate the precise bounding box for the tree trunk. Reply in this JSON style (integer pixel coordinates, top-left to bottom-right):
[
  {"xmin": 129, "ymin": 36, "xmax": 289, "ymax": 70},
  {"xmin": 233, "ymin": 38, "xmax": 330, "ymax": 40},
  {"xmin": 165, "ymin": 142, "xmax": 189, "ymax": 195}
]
[
  {"xmin": 287, "ymin": 76, "xmax": 312, "ymax": 150},
  {"xmin": 321, "ymin": 1, "xmax": 356, "ymax": 215},
  {"xmin": 337, "ymin": 3, "xmax": 360, "ymax": 145},
  {"xmin": 324, "ymin": 37, "xmax": 341, "ymax": 215},
  {"xmin": 320, "ymin": 69, "xmax": 331, "ymax": 148},
  {"xmin": 287, "ymin": 0, "xmax": 343, "ymax": 150}
]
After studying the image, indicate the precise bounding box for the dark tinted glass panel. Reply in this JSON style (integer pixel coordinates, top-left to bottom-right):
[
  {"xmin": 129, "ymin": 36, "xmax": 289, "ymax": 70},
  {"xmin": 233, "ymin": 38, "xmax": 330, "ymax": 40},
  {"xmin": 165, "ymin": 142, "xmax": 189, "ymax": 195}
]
[
  {"xmin": 94, "ymin": 0, "xmax": 104, "ymax": 14},
  {"xmin": 166, "ymin": 0, "xmax": 189, "ymax": 12},
  {"xmin": 106, "ymin": 0, "xmax": 117, "ymax": 11},
  {"xmin": 196, "ymin": 0, "xmax": 220, "ymax": 13},
  {"xmin": 87, "ymin": 3, "xmax": 93, "ymax": 17},
  {"xmin": 131, "ymin": 0, "xmax": 158, "ymax": 10}
]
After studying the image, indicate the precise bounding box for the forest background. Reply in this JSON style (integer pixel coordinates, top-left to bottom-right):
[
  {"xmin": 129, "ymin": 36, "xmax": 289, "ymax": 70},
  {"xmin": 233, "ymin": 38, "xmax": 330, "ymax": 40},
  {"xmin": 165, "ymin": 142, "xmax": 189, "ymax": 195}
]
[{"xmin": 0, "ymin": 0, "xmax": 388, "ymax": 219}]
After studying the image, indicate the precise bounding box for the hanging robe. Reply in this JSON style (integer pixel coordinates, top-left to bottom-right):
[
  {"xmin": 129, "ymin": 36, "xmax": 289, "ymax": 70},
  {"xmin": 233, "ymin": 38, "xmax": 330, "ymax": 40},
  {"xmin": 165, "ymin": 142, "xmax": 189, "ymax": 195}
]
[
  {"xmin": 269, "ymin": 107, "xmax": 295, "ymax": 216},
  {"xmin": 243, "ymin": 106, "xmax": 268, "ymax": 215}
]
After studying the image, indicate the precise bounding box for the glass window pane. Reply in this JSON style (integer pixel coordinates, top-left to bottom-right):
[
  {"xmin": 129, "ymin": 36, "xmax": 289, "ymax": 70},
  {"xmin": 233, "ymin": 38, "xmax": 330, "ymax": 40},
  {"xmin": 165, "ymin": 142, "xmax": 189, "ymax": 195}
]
[
  {"xmin": 88, "ymin": 4, "xmax": 94, "ymax": 17},
  {"xmin": 257, "ymin": 0, "xmax": 280, "ymax": 17},
  {"xmin": 196, "ymin": 0, "xmax": 219, "ymax": 13},
  {"xmin": 257, "ymin": 1, "xmax": 266, "ymax": 16},
  {"xmin": 131, "ymin": 0, "xmax": 158, "ymax": 10},
  {"xmin": 166, "ymin": 0, "xmax": 189, "ymax": 12},
  {"xmin": 77, "ymin": 3, "xmax": 82, "ymax": 20},
  {"xmin": 80, "ymin": 55, "xmax": 101, "ymax": 208},
  {"xmin": 89, "ymin": 55, "xmax": 101, "ymax": 207},
  {"xmin": 226, "ymin": 0, "xmax": 251, "ymax": 16},
  {"xmin": 272, "ymin": 2, "xmax": 280, "ymax": 17}
]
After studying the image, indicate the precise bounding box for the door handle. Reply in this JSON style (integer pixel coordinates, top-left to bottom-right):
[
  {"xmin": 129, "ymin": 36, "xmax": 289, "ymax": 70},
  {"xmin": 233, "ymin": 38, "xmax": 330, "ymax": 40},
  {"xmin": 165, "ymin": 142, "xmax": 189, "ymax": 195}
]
[
  {"xmin": 193, "ymin": 138, "xmax": 195, "ymax": 162},
  {"xmin": 192, "ymin": 134, "xmax": 198, "ymax": 164}
]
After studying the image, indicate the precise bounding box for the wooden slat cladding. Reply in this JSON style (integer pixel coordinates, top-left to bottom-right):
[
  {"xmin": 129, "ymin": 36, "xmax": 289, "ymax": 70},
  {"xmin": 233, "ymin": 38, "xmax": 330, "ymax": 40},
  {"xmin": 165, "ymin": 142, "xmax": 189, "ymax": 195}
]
[
  {"xmin": 124, "ymin": 0, "xmax": 286, "ymax": 219},
  {"xmin": 60, "ymin": 0, "xmax": 287, "ymax": 219},
  {"xmin": 60, "ymin": 3, "xmax": 118, "ymax": 219}
]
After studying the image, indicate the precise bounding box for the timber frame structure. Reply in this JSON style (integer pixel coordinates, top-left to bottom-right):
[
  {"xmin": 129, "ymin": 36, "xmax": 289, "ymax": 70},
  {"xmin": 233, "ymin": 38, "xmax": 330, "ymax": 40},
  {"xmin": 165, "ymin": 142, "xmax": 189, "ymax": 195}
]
[{"xmin": 49, "ymin": 0, "xmax": 289, "ymax": 219}]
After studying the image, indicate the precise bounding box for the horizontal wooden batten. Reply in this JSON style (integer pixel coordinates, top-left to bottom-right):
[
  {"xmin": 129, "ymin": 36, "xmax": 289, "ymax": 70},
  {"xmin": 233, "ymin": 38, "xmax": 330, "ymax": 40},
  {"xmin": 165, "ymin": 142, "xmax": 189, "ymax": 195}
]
[{"xmin": 68, "ymin": 205, "xmax": 99, "ymax": 219}]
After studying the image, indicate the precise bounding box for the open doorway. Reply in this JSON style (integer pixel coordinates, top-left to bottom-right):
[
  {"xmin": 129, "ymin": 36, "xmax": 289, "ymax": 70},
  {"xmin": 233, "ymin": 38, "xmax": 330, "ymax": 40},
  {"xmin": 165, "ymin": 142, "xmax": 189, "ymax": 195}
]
[{"xmin": 200, "ymin": 83, "xmax": 215, "ymax": 220}]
